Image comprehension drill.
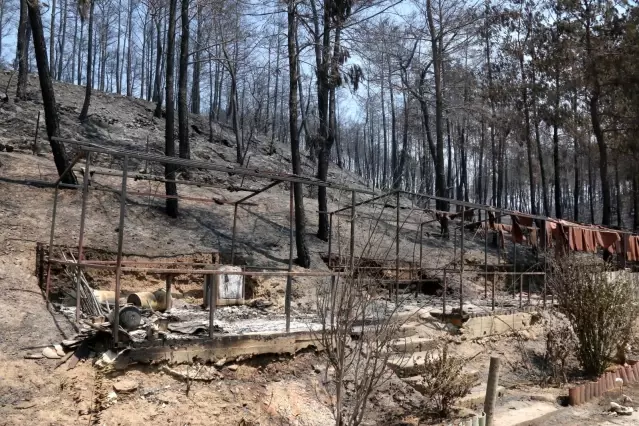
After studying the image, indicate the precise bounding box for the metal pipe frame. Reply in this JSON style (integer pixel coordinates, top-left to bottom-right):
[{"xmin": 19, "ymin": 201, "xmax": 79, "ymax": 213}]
[
  {"xmin": 53, "ymin": 138, "xmax": 377, "ymax": 195},
  {"xmin": 113, "ymin": 156, "xmax": 129, "ymax": 344},
  {"xmin": 46, "ymin": 153, "xmax": 85, "ymax": 305},
  {"xmin": 75, "ymin": 152, "xmax": 92, "ymax": 322},
  {"xmin": 460, "ymin": 209, "xmax": 465, "ymax": 314},
  {"xmin": 395, "ymin": 191, "xmax": 400, "ymax": 304},
  {"xmin": 231, "ymin": 180, "xmax": 282, "ymax": 264},
  {"xmin": 285, "ymin": 184, "xmax": 294, "ymax": 332},
  {"xmin": 47, "ymin": 259, "xmax": 341, "ymax": 277}
]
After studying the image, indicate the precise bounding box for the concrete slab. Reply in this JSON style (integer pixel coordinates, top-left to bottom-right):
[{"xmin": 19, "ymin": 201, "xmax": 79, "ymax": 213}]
[
  {"xmin": 126, "ymin": 330, "xmax": 318, "ymax": 365},
  {"xmin": 461, "ymin": 312, "xmax": 534, "ymax": 339},
  {"xmin": 390, "ymin": 336, "xmax": 438, "ymax": 353},
  {"xmin": 458, "ymin": 383, "xmax": 506, "ymax": 408},
  {"xmin": 387, "ymin": 350, "xmax": 437, "ymax": 376},
  {"xmin": 495, "ymin": 399, "xmax": 559, "ymax": 426}
]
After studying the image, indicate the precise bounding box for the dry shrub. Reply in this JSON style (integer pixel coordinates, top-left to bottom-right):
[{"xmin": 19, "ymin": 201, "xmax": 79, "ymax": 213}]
[
  {"xmin": 544, "ymin": 315, "xmax": 577, "ymax": 384},
  {"xmin": 548, "ymin": 256, "xmax": 638, "ymax": 376},
  {"xmin": 410, "ymin": 345, "xmax": 475, "ymax": 417}
]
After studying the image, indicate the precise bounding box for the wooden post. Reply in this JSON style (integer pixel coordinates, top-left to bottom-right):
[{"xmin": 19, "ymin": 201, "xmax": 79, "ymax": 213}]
[{"xmin": 484, "ymin": 357, "xmax": 502, "ymax": 426}]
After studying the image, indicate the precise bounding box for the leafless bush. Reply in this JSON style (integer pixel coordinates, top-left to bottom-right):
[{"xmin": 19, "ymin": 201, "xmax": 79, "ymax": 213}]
[
  {"xmin": 410, "ymin": 345, "xmax": 475, "ymax": 417},
  {"xmin": 548, "ymin": 257, "xmax": 638, "ymax": 376},
  {"xmin": 544, "ymin": 317, "xmax": 577, "ymax": 384},
  {"xmin": 315, "ymin": 274, "xmax": 405, "ymax": 426}
]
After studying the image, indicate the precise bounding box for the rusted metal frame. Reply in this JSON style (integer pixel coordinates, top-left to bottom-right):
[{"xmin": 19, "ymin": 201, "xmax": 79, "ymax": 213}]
[
  {"xmin": 350, "ymin": 191, "xmax": 356, "ymax": 273},
  {"xmin": 331, "ymin": 189, "xmax": 397, "ymax": 215},
  {"xmin": 235, "ymin": 180, "xmax": 282, "ymax": 205},
  {"xmin": 476, "ymin": 271, "xmax": 545, "ymax": 276},
  {"xmin": 113, "ymin": 155, "xmax": 129, "ymax": 344},
  {"xmin": 47, "ymin": 260, "xmax": 340, "ymax": 276},
  {"xmin": 332, "ymin": 211, "xmax": 426, "ymax": 226},
  {"xmin": 75, "ymin": 152, "xmax": 92, "ymax": 323},
  {"xmin": 460, "ymin": 211, "xmax": 465, "ymax": 314},
  {"xmin": 208, "ymin": 272, "xmax": 219, "ymax": 337},
  {"xmin": 417, "ymin": 222, "xmax": 423, "ymax": 296},
  {"xmin": 395, "ymin": 191, "xmax": 400, "ymax": 303},
  {"xmin": 78, "ymin": 260, "xmax": 218, "ymax": 266},
  {"xmin": 285, "ymin": 184, "xmax": 294, "ymax": 333},
  {"xmin": 484, "ymin": 222, "xmax": 488, "ymax": 299},
  {"xmin": 514, "ymin": 242, "xmax": 518, "ymax": 305},
  {"xmin": 328, "ymin": 212, "xmax": 336, "ymax": 331},
  {"xmin": 87, "ymin": 168, "xmax": 235, "ymax": 192},
  {"xmin": 443, "ymin": 269, "xmax": 447, "ymax": 315},
  {"xmin": 45, "ymin": 153, "xmax": 85, "ymax": 305},
  {"xmin": 165, "ymin": 275, "xmax": 173, "ymax": 312},
  {"xmin": 54, "ymin": 152, "xmax": 85, "ymax": 186},
  {"xmin": 543, "ymin": 219, "xmax": 547, "ymax": 308},
  {"xmin": 45, "ymin": 185, "xmax": 61, "ymax": 306},
  {"xmin": 231, "ymin": 203, "xmax": 239, "ymax": 265},
  {"xmin": 231, "ymin": 180, "xmax": 282, "ymax": 264},
  {"xmin": 53, "ymin": 138, "xmax": 377, "ymax": 195}
]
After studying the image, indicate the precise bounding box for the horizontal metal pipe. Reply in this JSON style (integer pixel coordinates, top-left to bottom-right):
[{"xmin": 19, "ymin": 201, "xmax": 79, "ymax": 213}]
[
  {"xmin": 47, "ymin": 259, "xmax": 339, "ymax": 276},
  {"xmin": 52, "ymin": 138, "xmax": 377, "ymax": 195}
]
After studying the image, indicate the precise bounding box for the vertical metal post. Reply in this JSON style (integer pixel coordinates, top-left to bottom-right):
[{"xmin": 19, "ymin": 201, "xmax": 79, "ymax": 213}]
[
  {"xmin": 350, "ymin": 191, "xmax": 356, "ymax": 271},
  {"xmin": 328, "ymin": 212, "xmax": 335, "ymax": 329},
  {"xmin": 460, "ymin": 222, "xmax": 465, "ymax": 314},
  {"xmin": 484, "ymin": 219, "xmax": 488, "ymax": 299},
  {"xmin": 113, "ymin": 155, "xmax": 129, "ymax": 344},
  {"xmin": 165, "ymin": 275, "xmax": 173, "ymax": 312},
  {"xmin": 45, "ymin": 185, "xmax": 61, "ymax": 306},
  {"xmin": 231, "ymin": 203, "xmax": 239, "ymax": 264},
  {"xmin": 395, "ymin": 191, "xmax": 400, "ymax": 303},
  {"xmin": 492, "ymin": 271, "xmax": 496, "ymax": 311},
  {"xmin": 328, "ymin": 213, "xmax": 333, "ymax": 268},
  {"xmin": 519, "ymin": 273, "xmax": 523, "ymax": 308},
  {"xmin": 209, "ymin": 272, "xmax": 218, "ymax": 337},
  {"xmin": 543, "ymin": 221, "xmax": 547, "ymax": 308},
  {"xmin": 513, "ymin": 243, "xmax": 517, "ymax": 299},
  {"xmin": 418, "ymin": 223, "xmax": 423, "ymax": 296},
  {"xmin": 285, "ymin": 184, "xmax": 294, "ymax": 332},
  {"xmin": 443, "ymin": 268, "xmax": 447, "ymax": 315},
  {"xmin": 75, "ymin": 152, "xmax": 92, "ymax": 323}
]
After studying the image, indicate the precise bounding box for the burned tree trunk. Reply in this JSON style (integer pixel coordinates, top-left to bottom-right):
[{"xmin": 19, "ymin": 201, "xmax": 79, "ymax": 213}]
[
  {"xmin": 26, "ymin": 0, "xmax": 77, "ymax": 185},
  {"xmin": 287, "ymin": 0, "xmax": 311, "ymax": 268},
  {"xmin": 177, "ymin": 0, "xmax": 190, "ymax": 161},
  {"xmin": 164, "ymin": 0, "xmax": 178, "ymax": 217},
  {"xmin": 79, "ymin": 0, "xmax": 95, "ymax": 121},
  {"xmin": 16, "ymin": 0, "xmax": 29, "ymax": 100}
]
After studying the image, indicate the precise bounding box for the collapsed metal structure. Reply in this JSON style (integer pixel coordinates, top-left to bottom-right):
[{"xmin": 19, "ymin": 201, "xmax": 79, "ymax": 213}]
[{"xmin": 41, "ymin": 137, "xmax": 632, "ymax": 346}]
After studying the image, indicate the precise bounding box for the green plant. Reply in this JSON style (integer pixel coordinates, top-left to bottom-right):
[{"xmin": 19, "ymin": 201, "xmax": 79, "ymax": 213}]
[{"xmin": 549, "ymin": 257, "xmax": 638, "ymax": 376}]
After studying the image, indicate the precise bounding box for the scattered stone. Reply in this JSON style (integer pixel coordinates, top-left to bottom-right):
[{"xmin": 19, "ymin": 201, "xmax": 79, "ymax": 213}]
[
  {"xmin": 5, "ymin": 145, "xmax": 13, "ymax": 153},
  {"xmin": 113, "ymin": 379, "xmax": 138, "ymax": 393},
  {"xmin": 24, "ymin": 353, "xmax": 44, "ymax": 359},
  {"xmin": 622, "ymin": 395, "xmax": 633, "ymax": 404},
  {"xmin": 13, "ymin": 401, "xmax": 36, "ymax": 410},
  {"xmin": 214, "ymin": 358, "xmax": 227, "ymax": 368},
  {"xmin": 0, "ymin": 143, "xmax": 4, "ymax": 151},
  {"xmin": 77, "ymin": 402, "xmax": 91, "ymax": 415},
  {"xmin": 228, "ymin": 364, "xmax": 238, "ymax": 372},
  {"xmin": 61, "ymin": 339, "xmax": 80, "ymax": 348},
  {"xmin": 42, "ymin": 347, "xmax": 60, "ymax": 359},
  {"xmin": 54, "ymin": 344, "xmax": 65, "ymax": 357},
  {"xmin": 610, "ymin": 401, "xmax": 633, "ymax": 415},
  {"xmin": 107, "ymin": 391, "xmax": 118, "ymax": 401}
]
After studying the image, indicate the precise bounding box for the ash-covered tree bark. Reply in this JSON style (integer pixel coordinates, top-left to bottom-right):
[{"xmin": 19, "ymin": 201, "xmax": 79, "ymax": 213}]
[
  {"xmin": 164, "ymin": 0, "xmax": 178, "ymax": 217},
  {"xmin": 287, "ymin": 0, "xmax": 310, "ymax": 268},
  {"xmin": 26, "ymin": 0, "xmax": 77, "ymax": 185}
]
